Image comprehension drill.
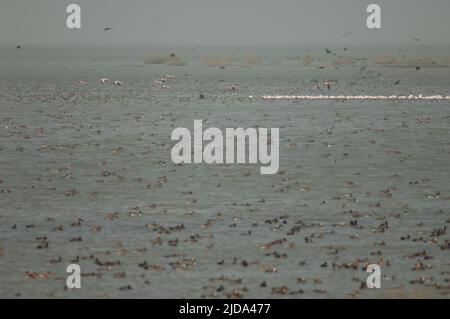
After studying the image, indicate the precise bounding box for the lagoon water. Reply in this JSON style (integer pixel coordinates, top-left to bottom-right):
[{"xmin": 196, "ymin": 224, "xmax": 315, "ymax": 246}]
[{"xmin": 0, "ymin": 46, "xmax": 449, "ymax": 298}]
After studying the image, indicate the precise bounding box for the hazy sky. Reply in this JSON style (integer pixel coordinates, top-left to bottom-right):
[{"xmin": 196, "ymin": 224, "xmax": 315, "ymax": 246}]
[{"xmin": 1, "ymin": 0, "xmax": 449, "ymax": 46}]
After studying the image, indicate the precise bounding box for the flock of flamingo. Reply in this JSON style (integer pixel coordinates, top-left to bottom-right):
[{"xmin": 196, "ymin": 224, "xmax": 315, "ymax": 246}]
[
  {"xmin": 258, "ymin": 94, "xmax": 450, "ymax": 101},
  {"xmin": 77, "ymin": 78, "xmax": 123, "ymax": 85},
  {"xmin": 76, "ymin": 77, "xmax": 450, "ymax": 101}
]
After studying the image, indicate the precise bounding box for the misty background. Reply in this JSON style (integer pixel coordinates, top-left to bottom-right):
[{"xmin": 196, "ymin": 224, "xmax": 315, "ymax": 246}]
[{"xmin": 0, "ymin": 0, "xmax": 449, "ymax": 48}]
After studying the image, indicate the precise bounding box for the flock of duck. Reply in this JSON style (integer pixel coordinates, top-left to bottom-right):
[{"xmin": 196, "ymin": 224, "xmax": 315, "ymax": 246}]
[{"xmin": 1, "ymin": 59, "xmax": 449, "ymax": 299}]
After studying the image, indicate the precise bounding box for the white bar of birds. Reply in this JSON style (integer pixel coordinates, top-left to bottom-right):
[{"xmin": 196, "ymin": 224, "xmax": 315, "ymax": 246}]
[{"xmin": 260, "ymin": 95, "xmax": 450, "ymax": 101}]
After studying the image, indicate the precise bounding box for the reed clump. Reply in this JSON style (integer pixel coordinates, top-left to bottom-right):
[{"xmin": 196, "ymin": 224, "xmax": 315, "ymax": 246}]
[
  {"xmin": 302, "ymin": 54, "xmax": 314, "ymax": 66},
  {"xmin": 373, "ymin": 55, "xmax": 450, "ymax": 67},
  {"xmin": 241, "ymin": 54, "xmax": 263, "ymax": 67},
  {"xmin": 202, "ymin": 56, "xmax": 234, "ymax": 66},
  {"xmin": 144, "ymin": 53, "xmax": 186, "ymax": 66}
]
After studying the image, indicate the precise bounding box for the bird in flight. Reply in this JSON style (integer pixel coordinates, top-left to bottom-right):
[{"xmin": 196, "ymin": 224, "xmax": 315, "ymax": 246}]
[{"xmin": 104, "ymin": 27, "xmax": 112, "ymax": 31}]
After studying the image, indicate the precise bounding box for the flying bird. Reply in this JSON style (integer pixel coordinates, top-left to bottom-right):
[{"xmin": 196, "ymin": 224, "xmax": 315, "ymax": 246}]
[
  {"xmin": 324, "ymin": 80, "xmax": 334, "ymax": 90},
  {"xmin": 325, "ymin": 48, "xmax": 332, "ymax": 54},
  {"xmin": 104, "ymin": 27, "xmax": 112, "ymax": 31},
  {"xmin": 16, "ymin": 45, "xmax": 21, "ymax": 49}
]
